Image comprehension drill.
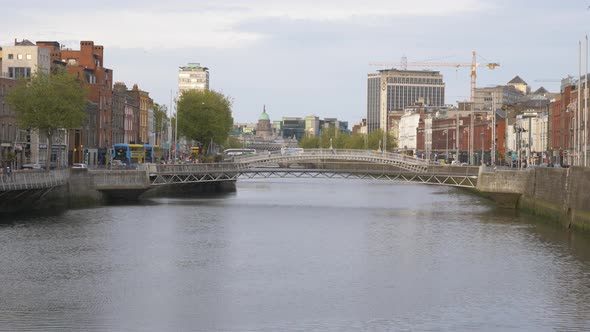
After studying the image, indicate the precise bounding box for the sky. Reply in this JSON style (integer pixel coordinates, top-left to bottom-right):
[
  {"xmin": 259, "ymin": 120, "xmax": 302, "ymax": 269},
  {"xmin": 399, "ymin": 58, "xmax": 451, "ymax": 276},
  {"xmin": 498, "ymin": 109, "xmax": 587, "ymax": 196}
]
[{"xmin": 1, "ymin": 0, "xmax": 589, "ymax": 125}]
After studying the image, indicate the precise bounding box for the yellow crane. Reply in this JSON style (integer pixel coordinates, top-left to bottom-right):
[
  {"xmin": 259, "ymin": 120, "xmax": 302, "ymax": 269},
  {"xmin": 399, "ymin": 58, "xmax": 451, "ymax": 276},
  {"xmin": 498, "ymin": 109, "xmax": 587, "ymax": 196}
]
[{"xmin": 370, "ymin": 50, "xmax": 500, "ymax": 104}]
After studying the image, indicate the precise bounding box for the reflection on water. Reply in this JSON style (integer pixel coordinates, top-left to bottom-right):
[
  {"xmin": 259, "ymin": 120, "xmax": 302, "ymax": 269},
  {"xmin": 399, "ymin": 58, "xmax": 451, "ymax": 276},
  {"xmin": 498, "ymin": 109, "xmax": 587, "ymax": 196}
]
[{"xmin": 1, "ymin": 178, "xmax": 590, "ymax": 331}]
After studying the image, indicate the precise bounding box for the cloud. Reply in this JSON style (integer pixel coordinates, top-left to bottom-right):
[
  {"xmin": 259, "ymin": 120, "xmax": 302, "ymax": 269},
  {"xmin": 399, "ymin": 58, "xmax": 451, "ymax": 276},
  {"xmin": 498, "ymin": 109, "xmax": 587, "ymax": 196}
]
[{"xmin": 2, "ymin": 0, "xmax": 490, "ymax": 49}]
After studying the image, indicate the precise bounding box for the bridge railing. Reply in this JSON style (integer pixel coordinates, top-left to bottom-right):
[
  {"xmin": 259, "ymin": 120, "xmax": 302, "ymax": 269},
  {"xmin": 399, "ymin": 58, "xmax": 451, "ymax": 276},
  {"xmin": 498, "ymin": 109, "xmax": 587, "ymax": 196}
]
[
  {"xmin": 153, "ymin": 163, "xmax": 249, "ymax": 174},
  {"xmin": 0, "ymin": 169, "xmax": 69, "ymax": 191},
  {"xmin": 232, "ymin": 149, "xmax": 429, "ymax": 166}
]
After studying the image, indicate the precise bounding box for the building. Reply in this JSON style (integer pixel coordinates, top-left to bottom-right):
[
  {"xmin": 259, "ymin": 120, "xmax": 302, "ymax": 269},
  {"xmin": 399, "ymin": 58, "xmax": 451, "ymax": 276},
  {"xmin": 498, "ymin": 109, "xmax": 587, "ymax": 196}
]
[
  {"xmin": 37, "ymin": 40, "xmax": 113, "ymax": 164},
  {"xmin": 1, "ymin": 39, "xmax": 50, "ymax": 78},
  {"xmin": 507, "ymin": 75, "xmax": 530, "ymax": 95},
  {"xmin": 256, "ymin": 105, "xmax": 272, "ymax": 137},
  {"xmin": 473, "ymin": 84, "xmax": 524, "ymax": 111},
  {"xmin": 112, "ymin": 83, "xmax": 129, "ymax": 145},
  {"xmin": 305, "ymin": 116, "xmax": 320, "ymax": 137},
  {"xmin": 280, "ymin": 117, "xmax": 306, "ymax": 140},
  {"xmin": 367, "ymin": 69, "xmax": 445, "ymax": 133},
  {"xmin": 126, "ymin": 84, "xmax": 151, "ymax": 144},
  {"xmin": 178, "ymin": 63, "xmax": 209, "ymax": 93},
  {"xmin": 0, "ymin": 77, "xmax": 19, "ymax": 167},
  {"xmin": 1, "ymin": 39, "xmax": 53, "ymax": 167}
]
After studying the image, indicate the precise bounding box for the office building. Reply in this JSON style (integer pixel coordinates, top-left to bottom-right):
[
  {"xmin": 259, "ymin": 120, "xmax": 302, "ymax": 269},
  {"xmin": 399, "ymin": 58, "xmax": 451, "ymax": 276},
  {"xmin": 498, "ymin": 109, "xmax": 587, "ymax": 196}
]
[
  {"xmin": 367, "ymin": 69, "xmax": 445, "ymax": 133},
  {"xmin": 178, "ymin": 63, "xmax": 209, "ymax": 93}
]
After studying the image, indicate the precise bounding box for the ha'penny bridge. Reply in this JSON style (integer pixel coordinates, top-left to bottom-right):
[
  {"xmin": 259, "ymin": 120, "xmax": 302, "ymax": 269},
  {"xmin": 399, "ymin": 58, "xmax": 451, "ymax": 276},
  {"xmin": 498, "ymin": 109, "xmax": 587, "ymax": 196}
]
[
  {"xmin": 149, "ymin": 149, "xmax": 479, "ymax": 188},
  {"xmin": 2, "ymin": 149, "xmax": 530, "ymax": 212}
]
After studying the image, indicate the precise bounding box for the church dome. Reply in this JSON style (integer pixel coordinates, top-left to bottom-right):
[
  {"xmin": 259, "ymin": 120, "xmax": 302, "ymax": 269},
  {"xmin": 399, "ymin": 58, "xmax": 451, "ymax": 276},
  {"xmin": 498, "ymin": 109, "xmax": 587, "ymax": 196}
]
[
  {"xmin": 259, "ymin": 106, "xmax": 270, "ymax": 121},
  {"xmin": 259, "ymin": 112, "xmax": 270, "ymax": 121}
]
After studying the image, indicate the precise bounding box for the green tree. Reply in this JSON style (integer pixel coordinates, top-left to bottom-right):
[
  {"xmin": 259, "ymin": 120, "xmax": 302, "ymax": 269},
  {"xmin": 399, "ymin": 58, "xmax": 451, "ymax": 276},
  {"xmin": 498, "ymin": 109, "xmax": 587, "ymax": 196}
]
[
  {"xmin": 152, "ymin": 103, "xmax": 168, "ymax": 145},
  {"xmin": 367, "ymin": 129, "xmax": 395, "ymax": 151},
  {"xmin": 299, "ymin": 135, "xmax": 320, "ymax": 148},
  {"xmin": 6, "ymin": 69, "xmax": 88, "ymax": 170},
  {"xmin": 225, "ymin": 136, "xmax": 243, "ymax": 149},
  {"xmin": 176, "ymin": 90, "xmax": 233, "ymax": 151},
  {"xmin": 344, "ymin": 133, "xmax": 366, "ymax": 149}
]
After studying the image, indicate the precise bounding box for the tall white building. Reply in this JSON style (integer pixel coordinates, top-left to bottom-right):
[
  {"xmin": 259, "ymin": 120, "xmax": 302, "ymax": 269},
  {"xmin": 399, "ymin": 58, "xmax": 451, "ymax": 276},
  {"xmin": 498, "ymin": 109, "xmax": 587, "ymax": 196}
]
[
  {"xmin": 1, "ymin": 39, "xmax": 50, "ymax": 78},
  {"xmin": 178, "ymin": 63, "xmax": 209, "ymax": 94},
  {"xmin": 367, "ymin": 69, "xmax": 445, "ymax": 133}
]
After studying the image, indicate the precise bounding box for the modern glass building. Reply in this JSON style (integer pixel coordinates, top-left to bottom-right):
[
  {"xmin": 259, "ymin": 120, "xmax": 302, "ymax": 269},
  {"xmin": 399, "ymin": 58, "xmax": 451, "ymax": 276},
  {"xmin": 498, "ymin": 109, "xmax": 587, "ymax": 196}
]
[{"xmin": 367, "ymin": 69, "xmax": 445, "ymax": 133}]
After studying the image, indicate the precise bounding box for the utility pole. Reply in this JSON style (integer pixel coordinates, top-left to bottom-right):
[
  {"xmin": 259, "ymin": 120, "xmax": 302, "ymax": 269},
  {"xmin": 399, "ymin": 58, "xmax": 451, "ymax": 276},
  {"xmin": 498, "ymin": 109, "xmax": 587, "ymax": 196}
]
[
  {"xmin": 456, "ymin": 110, "xmax": 459, "ymax": 162},
  {"xmin": 491, "ymin": 92, "xmax": 496, "ymax": 166},
  {"xmin": 585, "ymin": 35, "xmax": 588, "ymax": 167},
  {"xmin": 577, "ymin": 41, "xmax": 582, "ymax": 166}
]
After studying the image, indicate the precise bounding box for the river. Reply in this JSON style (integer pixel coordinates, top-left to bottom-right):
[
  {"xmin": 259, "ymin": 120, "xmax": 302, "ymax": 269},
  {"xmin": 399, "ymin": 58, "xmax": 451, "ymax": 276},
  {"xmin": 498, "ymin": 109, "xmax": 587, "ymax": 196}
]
[{"xmin": 1, "ymin": 179, "xmax": 590, "ymax": 331}]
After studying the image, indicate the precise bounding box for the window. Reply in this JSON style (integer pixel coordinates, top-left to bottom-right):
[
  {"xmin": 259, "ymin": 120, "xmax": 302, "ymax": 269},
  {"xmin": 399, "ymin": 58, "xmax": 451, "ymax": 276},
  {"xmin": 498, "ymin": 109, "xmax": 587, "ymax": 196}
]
[
  {"xmin": 17, "ymin": 54, "xmax": 23, "ymax": 60},
  {"xmin": 8, "ymin": 54, "xmax": 14, "ymax": 60},
  {"xmin": 26, "ymin": 54, "xmax": 32, "ymax": 60}
]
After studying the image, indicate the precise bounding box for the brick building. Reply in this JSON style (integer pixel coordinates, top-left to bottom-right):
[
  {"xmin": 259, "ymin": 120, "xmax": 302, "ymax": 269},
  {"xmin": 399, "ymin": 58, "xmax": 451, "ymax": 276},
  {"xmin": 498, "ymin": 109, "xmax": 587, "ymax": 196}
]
[{"xmin": 37, "ymin": 40, "xmax": 113, "ymax": 164}]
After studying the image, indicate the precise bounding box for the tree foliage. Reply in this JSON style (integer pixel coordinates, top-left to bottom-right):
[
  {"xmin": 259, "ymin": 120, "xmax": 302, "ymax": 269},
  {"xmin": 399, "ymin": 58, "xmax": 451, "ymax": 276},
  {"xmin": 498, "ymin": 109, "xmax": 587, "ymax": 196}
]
[
  {"xmin": 225, "ymin": 136, "xmax": 243, "ymax": 149},
  {"xmin": 176, "ymin": 90, "xmax": 233, "ymax": 147},
  {"xmin": 152, "ymin": 103, "xmax": 169, "ymax": 145},
  {"xmin": 298, "ymin": 129, "xmax": 397, "ymax": 151},
  {"xmin": 153, "ymin": 103, "xmax": 168, "ymax": 134},
  {"xmin": 7, "ymin": 69, "xmax": 88, "ymax": 133},
  {"xmin": 6, "ymin": 69, "xmax": 88, "ymax": 169}
]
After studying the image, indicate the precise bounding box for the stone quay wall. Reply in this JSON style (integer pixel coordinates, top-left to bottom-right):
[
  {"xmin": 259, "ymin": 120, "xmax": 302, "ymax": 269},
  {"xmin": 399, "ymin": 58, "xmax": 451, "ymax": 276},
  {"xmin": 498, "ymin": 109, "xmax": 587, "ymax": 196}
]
[
  {"xmin": 519, "ymin": 167, "xmax": 590, "ymax": 232},
  {"xmin": 477, "ymin": 166, "xmax": 590, "ymax": 232}
]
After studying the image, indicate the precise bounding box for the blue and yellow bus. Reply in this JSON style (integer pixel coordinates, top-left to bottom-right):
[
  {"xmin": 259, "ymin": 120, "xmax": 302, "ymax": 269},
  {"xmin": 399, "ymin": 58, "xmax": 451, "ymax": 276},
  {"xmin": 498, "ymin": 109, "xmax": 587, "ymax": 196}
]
[
  {"xmin": 112, "ymin": 143, "xmax": 146, "ymax": 165},
  {"xmin": 144, "ymin": 144, "xmax": 154, "ymax": 163},
  {"xmin": 113, "ymin": 143, "xmax": 131, "ymax": 164}
]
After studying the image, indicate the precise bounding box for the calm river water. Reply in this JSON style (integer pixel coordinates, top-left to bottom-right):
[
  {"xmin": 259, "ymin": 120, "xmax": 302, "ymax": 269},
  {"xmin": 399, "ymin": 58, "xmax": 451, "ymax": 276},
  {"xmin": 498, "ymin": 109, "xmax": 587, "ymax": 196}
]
[{"xmin": 1, "ymin": 179, "xmax": 590, "ymax": 331}]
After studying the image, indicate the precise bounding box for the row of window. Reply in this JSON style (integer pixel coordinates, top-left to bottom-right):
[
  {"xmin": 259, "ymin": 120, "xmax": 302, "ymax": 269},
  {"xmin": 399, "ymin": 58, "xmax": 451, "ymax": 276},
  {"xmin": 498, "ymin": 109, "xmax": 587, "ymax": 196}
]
[
  {"xmin": 387, "ymin": 77, "xmax": 444, "ymax": 85},
  {"xmin": 7, "ymin": 67, "xmax": 32, "ymax": 79},
  {"xmin": 7, "ymin": 53, "xmax": 33, "ymax": 60}
]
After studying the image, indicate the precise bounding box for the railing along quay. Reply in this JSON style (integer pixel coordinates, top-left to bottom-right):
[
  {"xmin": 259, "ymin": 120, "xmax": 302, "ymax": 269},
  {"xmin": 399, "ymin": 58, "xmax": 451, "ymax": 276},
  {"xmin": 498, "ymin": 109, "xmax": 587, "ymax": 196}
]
[{"xmin": 0, "ymin": 169, "xmax": 69, "ymax": 191}]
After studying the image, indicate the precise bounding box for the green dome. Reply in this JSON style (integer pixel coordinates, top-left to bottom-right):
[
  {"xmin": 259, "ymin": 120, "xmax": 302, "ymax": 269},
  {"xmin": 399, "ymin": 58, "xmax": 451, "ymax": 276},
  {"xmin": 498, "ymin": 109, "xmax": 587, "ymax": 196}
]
[{"xmin": 259, "ymin": 108, "xmax": 270, "ymax": 121}]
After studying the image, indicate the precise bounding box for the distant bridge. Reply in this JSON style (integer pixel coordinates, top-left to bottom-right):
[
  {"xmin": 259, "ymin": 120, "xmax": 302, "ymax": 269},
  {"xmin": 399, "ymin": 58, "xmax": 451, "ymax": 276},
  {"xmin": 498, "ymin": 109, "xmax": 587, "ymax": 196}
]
[{"xmin": 149, "ymin": 149, "xmax": 479, "ymax": 188}]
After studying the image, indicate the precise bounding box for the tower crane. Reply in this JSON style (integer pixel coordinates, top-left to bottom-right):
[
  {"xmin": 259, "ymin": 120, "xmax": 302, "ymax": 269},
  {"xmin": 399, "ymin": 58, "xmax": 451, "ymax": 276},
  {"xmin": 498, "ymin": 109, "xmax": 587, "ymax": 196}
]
[{"xmin": 370, "ymin": 50, "xmax": 500, "ymax": 104}]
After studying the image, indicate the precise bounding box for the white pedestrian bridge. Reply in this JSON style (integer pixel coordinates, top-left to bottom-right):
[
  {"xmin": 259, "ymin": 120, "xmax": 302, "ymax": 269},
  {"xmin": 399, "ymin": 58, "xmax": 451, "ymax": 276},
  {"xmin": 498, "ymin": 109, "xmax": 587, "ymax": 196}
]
[{"xmin": 150, "ymin": 149, "xmax": 479, "ymax": 188}]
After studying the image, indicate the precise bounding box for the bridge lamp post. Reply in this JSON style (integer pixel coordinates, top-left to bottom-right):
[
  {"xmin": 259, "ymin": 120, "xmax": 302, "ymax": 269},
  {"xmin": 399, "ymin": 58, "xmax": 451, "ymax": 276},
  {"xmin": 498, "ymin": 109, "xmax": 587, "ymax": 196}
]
[
  {"xmin": 481, "ymin": 132, "xmax": 485, "ymax": 166},
  {"xmin": 443, "ymin": 129, "xmax": 449, "ymax": 162}
]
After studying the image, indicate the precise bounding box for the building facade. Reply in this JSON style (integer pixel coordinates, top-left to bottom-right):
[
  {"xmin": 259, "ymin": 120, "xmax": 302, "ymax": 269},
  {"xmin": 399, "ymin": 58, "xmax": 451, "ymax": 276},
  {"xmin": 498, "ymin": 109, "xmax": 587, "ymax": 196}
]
[
  {"xmin": 367, "ymin": 69, "xmax": 445, "ymax": 133},
  {"xmin": 256, "ymin": 106, "xmax": 273, "ymax": 137},
  {"xmin": 37, "ymin": 40, "xmax": 113, "ymax": 164},
  {"xmin": 178, "ymin": 63, "xmax": 209, "ymax": 93}
]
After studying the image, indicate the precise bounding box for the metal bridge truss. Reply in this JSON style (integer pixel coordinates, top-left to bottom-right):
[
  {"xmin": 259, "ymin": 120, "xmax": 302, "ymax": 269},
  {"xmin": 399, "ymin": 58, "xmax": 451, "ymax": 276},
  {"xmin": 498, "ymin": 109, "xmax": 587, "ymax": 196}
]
[
  {"xmin": 148, "ymin": 150, "xmax": 476, "ymax": 187},
  {"xmin": 150, "ymin": 168, "xmax": 476, "ymax": 188},
  {"xmin": 239, "ymin": 169, "xmax": 477, "ymax": 188},
  {"xmin": 234, "ymin": 149, "xmax": 430, "ymax": 173},
  {"xmin": 151, "ymin": 172, "xmax": 240, "ymax": 185}
]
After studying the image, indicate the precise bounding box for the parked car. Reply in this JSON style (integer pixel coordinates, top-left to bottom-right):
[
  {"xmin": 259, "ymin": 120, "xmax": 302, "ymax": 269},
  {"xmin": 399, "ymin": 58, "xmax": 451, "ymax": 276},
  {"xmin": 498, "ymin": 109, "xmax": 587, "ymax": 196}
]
[
  {"xmin": 22, "ymin": 163, "xmax": 43, "ymax": 170},
  {"xmin": 71, "ymin": 163, "xmax": 88, "ymax": 169}
]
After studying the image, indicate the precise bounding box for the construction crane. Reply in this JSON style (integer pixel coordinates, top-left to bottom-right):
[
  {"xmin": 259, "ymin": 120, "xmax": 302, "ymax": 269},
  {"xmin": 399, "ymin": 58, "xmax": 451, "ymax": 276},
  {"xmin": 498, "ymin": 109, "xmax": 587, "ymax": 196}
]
[{"xmin": 370, "ymin": 50, "xmax": 500, "ymax": 104}]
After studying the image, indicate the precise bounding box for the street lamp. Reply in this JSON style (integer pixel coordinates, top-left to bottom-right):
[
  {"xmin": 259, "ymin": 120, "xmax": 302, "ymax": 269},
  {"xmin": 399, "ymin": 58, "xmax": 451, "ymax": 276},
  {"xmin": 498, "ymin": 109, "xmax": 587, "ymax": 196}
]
[
  {"xmin": 481, "ymin": 132, "xmax": 485, "ymax": 166},
  {"xmin": 443, "ymin": 129, "xmax": 449, "ymax": 163},
  {"xmin": 521, "ymin": 112, "xmax": 537, "ymax": 167}
]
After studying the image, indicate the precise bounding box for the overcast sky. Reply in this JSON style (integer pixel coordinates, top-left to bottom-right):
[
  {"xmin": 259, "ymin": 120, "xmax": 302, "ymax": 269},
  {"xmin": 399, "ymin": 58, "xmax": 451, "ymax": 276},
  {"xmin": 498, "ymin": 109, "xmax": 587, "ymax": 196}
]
[{"xmin": 1, "ymin": 0, "xmax": 589, "ymax": 124}]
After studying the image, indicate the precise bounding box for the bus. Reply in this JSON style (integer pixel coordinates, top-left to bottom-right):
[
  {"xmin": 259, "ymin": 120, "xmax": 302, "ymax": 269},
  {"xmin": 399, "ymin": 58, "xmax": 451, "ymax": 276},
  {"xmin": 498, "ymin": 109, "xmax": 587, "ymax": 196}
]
[
  {"xmin": 223, "ymin": 148, "xmax": 256, "ymax": 156},
  {"xmin": 144, "ymin": 144, "xmax": 154, "ymax": 163},
  {"xmin": 129, "ymin": 144, "xmax": 145, "ymax": 164},
  {"xmin": 113, "ymin": 143, "xmax": 131, "ymax": 164},
  {"xmin": 281, "ymin": 147, "xmax": 304, "ymax": 155}
]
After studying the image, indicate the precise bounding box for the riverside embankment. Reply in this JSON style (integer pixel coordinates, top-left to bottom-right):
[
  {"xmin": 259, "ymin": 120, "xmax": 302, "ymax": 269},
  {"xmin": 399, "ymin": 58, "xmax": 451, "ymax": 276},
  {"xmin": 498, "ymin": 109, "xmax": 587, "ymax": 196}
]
[{"xmin": 477, "ymin": 166, "xmax": 590, "ymax": 232}]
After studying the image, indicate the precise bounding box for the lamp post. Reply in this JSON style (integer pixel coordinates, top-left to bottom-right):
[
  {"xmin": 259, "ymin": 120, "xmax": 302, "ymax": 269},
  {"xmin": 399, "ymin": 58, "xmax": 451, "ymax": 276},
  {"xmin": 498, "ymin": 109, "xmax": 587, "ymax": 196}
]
[
  {"xmin": 444, "ymin": 129, "xmax": 449, "ymax": 162},
  {"xmin": 481, "ymin": 132, "xmax": 485, "ymax": 165}
]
